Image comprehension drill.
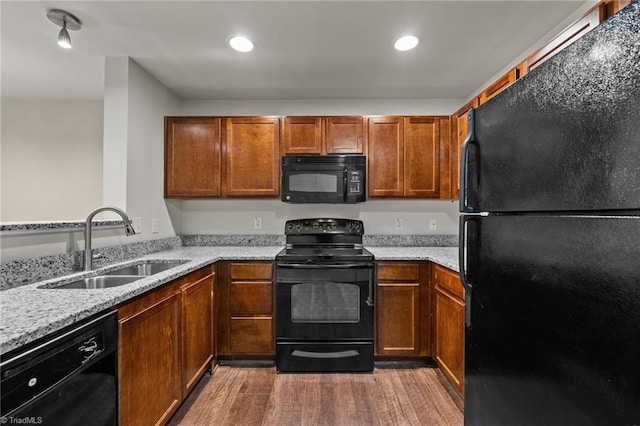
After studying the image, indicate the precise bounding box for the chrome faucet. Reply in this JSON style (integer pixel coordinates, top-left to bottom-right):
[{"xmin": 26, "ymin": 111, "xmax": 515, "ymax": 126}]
[{"xmin": 84, "ymin": 206, "xmax": 136, "ymax": 271}]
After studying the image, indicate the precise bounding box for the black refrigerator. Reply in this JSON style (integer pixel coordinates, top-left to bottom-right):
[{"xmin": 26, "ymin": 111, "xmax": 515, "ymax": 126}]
[{"xmin": 459, "ymin": 2, "xmax": 640, "ymax": 425}]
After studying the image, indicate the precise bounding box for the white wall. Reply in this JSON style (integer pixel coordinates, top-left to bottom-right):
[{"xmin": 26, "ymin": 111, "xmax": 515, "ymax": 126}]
[
  {"xmin": 97, "ymin": 57, "xmax": 182, "ymax": 249},
  {"xmin": 0, "ymin": 59, "xmax": 182, "ymax": 261},
  {"xmin": 177, "ymin": 98, "xmax": 463, "ymax": 236},
  {"xmin": 177, "ymin": 199, "xmax": 460, "ymax": 236},
  {"xmin": 0, "ymin": 101, "xmax": 103, "ymax": 221}
]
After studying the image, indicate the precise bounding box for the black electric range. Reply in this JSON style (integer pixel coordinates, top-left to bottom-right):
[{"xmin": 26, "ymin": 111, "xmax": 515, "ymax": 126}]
[{"xmin": 275, "ymin": 218, "xmax": 375, "ymax": 373}]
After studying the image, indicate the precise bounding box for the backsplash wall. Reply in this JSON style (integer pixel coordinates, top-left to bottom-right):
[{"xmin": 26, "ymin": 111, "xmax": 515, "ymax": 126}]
[{"xmin": 173, "ymin": 199, "xmax": 460, "ymax": 235}]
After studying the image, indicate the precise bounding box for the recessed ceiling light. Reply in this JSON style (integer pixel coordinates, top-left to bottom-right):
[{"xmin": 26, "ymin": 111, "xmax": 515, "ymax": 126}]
[
  {"xmin": 394, "ymin": 35, "xmax": 419, "ymax": 52},
  {"xmin": 229, "ymin": 36, "xmax": 254, "ymax": 53}
]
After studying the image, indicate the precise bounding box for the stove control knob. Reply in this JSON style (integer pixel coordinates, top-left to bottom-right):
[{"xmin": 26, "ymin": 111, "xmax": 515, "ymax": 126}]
[
  {"xmin": 286, "ymin": 221, "xmax": 303, "ymax": 233},
  {"xmin": 346, "ymin": 221, "xmax": 354, "ymax": 232}
]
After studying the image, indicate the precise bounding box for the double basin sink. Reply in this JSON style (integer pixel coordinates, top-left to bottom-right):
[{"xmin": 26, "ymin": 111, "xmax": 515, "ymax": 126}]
[{"xmin": 42, "ymin": 260, "xmax": 187, "ymax": 290}]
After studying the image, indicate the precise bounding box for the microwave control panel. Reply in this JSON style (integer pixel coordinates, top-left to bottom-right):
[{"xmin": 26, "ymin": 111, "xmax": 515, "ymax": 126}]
[{"xmin": 348, "ymin": 171, "xmax": 363, "ymax": 194}]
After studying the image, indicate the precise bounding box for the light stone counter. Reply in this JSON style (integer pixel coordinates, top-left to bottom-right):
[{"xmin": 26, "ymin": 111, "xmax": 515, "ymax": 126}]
[
  {"xmin": 1, "ymin": 245, "xmax": 459, "ymax": 355},
  {"xmin": 367, "ymin": 247, "xmax": 459, "ymax": 272},
  {"xmin": 0, "ymin": 246, "xmax": 281, "ymax": 354}
]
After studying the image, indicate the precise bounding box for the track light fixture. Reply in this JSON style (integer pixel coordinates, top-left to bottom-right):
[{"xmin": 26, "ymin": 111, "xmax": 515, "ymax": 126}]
[{"xmin": 47, "ymin": 9, "xmax": 82, "ymax": 49}]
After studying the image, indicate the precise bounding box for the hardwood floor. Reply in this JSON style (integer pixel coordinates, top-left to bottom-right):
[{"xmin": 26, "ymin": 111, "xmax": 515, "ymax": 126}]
[{"xmin": 168, "ymin": 364, "xmax": 463, "ymax": 426}]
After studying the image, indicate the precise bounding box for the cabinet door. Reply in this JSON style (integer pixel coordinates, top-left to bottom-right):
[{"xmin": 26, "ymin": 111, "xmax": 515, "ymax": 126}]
[
  {"xmin": 283, "ymin": 116, "xmax": 323, "ymax": 154},
  {"xmin": 325, "ymin": 116, "xmax": 364, "ymax": 154},
  {"xmin": 119, "ymin": 293, "xmax": 181, "ymax": 426},
  {"xmin": 404, "ymin": 116, "xmax": 440, "ymax": 197},
  {"xmin": 606, "ymin": 0, "xmax": 632, "ymax": 17},
  {"xmin": 222, "ymin": 117, "xmax": 280, "ymax": 197},
  {"xmin": 451, "ymin": 99, "xmax": 479, "ymax": 200},
  {"xmin": 165, "ymin": 117, "xmax": 221, "ymax": 198},
  {"xmin": 367, "ymin": 117, "xmax": 404, "ymax": 197},
  {"xmin": 478, "ymin": 68, "xmax": 518, "ymax": 105},
  {"xmin": 376, "ymin": 283, "xmax": 420, "ymax": 356},
  {"xmin": 520, "ymin": 4, "xmax": 605, "ymax": 77},
  {"xmin": 375, "ymin": 262, "xmax": 430, "ymax": 357},
  {"xmin": 432, "ymin": 265, "xmax": 465, "ymax": 393},
  {"xmin": 181, "ymin": 272, "xmax": 214, "ymax": 395}
]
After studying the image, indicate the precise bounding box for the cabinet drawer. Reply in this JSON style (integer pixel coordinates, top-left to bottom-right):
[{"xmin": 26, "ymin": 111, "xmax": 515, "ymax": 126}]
[
  {"xmin": 433, "ymin": 265, "xmax": 464, "ymax": 300},
  {"xmin": 230, "ymin": 282, "xmax": 273, "ymax": 315},
  {"xmin": 230, "ymin": 317, "xmax": 274, "ymax": 354},
  {"xmin": 377, "ymin": 263, "xmax": 420, "ymax": 281},
  {"xmin": 230, "ymin": 262, "xmax": 273, "ymax": 280}
]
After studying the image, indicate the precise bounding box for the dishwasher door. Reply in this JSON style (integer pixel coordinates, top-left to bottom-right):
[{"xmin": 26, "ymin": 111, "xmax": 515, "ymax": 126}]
[{"xmin": 1, "ymin": 310, "xmax": 118, "ymax": 425}]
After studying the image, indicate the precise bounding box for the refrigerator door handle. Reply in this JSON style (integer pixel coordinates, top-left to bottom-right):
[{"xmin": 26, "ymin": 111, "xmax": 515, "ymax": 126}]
[
  {"xmin": 459, "ymin": 216, "xmax": 476, "ymax": 327},
  {"xmin": 459, "ymin": 108, "xmax": 476, "ymax": 213}
]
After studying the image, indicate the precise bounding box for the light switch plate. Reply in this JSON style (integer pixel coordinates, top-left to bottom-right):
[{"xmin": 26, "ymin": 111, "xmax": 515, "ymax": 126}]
[{"xmin": 151, "ymin": 218, "xmax": 159, "ymax": 234}]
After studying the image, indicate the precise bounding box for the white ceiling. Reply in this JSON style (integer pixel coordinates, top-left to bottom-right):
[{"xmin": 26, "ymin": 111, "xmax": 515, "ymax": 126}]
[{"xmin": 1, "ymin": 1, "xmax": 596, "ymax": 101}]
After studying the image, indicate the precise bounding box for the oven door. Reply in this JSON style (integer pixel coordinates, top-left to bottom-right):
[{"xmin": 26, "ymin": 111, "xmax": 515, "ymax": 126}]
[{"xmin": 276, "ymin": 263, "xmax": 374, "ymax": 341}]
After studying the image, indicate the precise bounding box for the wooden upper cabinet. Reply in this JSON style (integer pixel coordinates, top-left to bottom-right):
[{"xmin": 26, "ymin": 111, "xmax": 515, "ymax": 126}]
[
  {"xmin": 282, "ymin": 116, "xmax": 364, "ymax": 154},
  {"xmin": 368, "ymin": 116, "xmax": 447, "ymax": 198},
  {"xmin": 222, "ymin": 117, "xmax": 280, "ymax": 197},
  {"xmin": 451, "ymin": 99, "xmax": 479, "ymax": 200},
  {"xmin": 520, "ymin": 4, "xmax": 606, "ymax": 77},
  {"xmin": 404, "ymin": 116, "xmax": 441, "ymax": 197},
  {"xmin": 478, "ymin": 68, "xmax": 519, "ymax": 105},
  {"xmin": 367, "ymin": 116, "xmax": 404, "ymax": 197},
  {"xmin": 282, "ymin": 116, "xmax": 323, "ymax": 154},
  {"xmin": 605, "ymin": 0, "xmax": 632, "ymax": 17},
  {"xmin": 325, "ymin": 116, "xmax": 364, "ymax": 153},
  {"xmin": 165, "ymin": 117, "xmax": 221, "ymax": 198}
]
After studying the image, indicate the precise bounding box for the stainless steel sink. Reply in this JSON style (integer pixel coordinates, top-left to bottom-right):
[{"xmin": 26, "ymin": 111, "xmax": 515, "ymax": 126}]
[
  {"xmin": 104, "ymin": 260, "xmax": 186, "ymax": 276},
  {"xmin": 39, "ymin": 260, "xmax": 188, "ymax": 290},
  {"xmin": 52, "ymin": 275, "xmax": 142, "ymax": 289}
]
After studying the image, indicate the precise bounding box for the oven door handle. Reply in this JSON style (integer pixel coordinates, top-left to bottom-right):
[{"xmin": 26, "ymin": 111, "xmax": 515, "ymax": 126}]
[{"xmin": 276, "ymin": 263, "xmax": 374, "ymax": 269}]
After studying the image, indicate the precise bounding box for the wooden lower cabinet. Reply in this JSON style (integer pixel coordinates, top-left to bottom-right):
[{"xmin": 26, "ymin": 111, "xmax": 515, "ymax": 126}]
[
  {"xmin": 117, "ymin": 265, "xmax": 215, "ymax": 426},
  {"xmin": 375, "ymin": 262, "xmax": 430, "ymax": 357},
  {"xmin": 217, "ymin": 261, "xmax": 275, "ymax": 357},
  {"xmin": 181, "ymin": 271, "xmax": 215, "ymax": 395},
  {"xmin": 119, "ymin": 292, "xmax": 181, "ymax": 426},
  {"xmin": 432, "ymin": 264, "xmax": 465, "ymax": 393}
]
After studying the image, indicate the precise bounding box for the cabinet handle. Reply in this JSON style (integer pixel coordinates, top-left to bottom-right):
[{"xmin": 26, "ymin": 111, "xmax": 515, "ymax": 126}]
[{"xmin": 459, "ymin": 108, "xmax": 476, "ymax": 213}]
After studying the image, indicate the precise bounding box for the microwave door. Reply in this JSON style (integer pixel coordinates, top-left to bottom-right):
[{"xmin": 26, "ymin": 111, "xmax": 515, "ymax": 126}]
[{"xmin": 283, "ymin": 164, "xmax": 346, "ymax": 203}]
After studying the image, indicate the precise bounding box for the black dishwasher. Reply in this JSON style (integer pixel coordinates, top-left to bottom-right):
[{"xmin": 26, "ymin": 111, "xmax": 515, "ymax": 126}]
[{"xmin": 1, "ymin": 310, "xmax": 118, "ymax": 425}]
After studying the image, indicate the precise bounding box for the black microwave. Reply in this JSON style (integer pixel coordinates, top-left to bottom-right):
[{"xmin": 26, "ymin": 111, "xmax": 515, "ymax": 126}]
[{"xmin": 281, "ymin": 155, "xmax": 366, "ymax": 203}]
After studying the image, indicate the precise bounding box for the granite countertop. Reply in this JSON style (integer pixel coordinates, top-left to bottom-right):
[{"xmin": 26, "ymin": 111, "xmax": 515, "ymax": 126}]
[
  {"xmin": 0, "ymin": 245, "xmax": 459, "ymax": 355},
  {"xmin": 368, "ymin": 246, "xmax": 459, "ymax": 272}
]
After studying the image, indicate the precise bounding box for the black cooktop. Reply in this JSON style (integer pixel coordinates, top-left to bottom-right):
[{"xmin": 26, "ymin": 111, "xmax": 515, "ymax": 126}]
[
  {"xmin": 277, "ymin": 218, "xmax": 373, "ymax": 263},
  {"xmin": 276, "ymin": 245, "xmax": 374, "ymax": 262}
]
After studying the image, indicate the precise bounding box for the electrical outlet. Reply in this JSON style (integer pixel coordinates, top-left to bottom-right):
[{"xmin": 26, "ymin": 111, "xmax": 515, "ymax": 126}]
[
  {"xmin": 394, "ymin": 217, "xmax": 403, "ymax": 230},
  {"xmin": 254, "ymin": 216, "xmax": 263, "ymax": 229},
  {"xmin": 429, "ymin": 219, "xmax": 437, "ymax": 230},
  {"xmin": 132, "ymin": 217, "xmax": 142, "ymax": 233},
  {"xmin": 151, "ymin": 218, "xmax": 159, "ymax": 234}
]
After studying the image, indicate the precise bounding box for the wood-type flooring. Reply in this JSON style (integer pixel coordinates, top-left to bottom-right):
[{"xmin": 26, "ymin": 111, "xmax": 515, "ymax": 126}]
[{"xmin": 168, "ymin": 364, "xmax": 463, "ymax": 426}]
